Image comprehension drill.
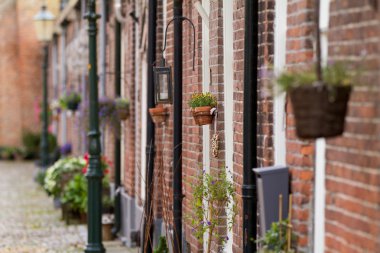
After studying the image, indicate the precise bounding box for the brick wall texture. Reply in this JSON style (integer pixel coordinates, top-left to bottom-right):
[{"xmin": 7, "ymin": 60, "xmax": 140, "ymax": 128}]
[{"xmin": 46, "ymin": 0, "xmax": 380, "ymax": 252}]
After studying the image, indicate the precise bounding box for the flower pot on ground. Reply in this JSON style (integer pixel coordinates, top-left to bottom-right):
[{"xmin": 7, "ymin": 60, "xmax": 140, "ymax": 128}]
[
  {"xmin": 277, "ymin": 62, "xmax": 357, "ymax": 139},
  {"xmin": 102, "ymin": 214, "xmax": 114, "ymax": 241},
  {"xmin": 149, "ymin": 106, "xmax": 168, "ymax": 124},
  {"xmin": 188, "ymin": 92, "xmax": 217, "ymax": 126},
  {"xmin": 115, "ymin": 98, "xmax": 130, "ymax": 120}
]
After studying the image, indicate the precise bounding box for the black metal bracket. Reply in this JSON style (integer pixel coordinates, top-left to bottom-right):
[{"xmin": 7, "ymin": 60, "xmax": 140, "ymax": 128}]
[{"xmin": 162, "ymin": 16, "xmax": 196, "ymax": 71}]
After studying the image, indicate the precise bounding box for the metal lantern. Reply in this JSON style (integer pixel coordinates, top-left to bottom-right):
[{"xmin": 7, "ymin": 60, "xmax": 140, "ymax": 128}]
[
  {"xmin": 154, "ymin": 57, "xmax": 172, "ymax": 104},
  {"xmin": 33, "ymin": 5, "xmax": 55, "ymax": 43}
]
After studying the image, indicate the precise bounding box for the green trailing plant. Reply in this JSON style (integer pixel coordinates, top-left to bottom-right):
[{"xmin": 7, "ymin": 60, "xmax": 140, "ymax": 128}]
[
  {"xmin": 188, "ymin": 169, "xmax": 237, "ymax": 253},
  {"xmin": 276, "ymin": 61, "xmax": 360, "ymax": 93},
  {"xmin": 256, "ymin": 219, "xmax": 296, "ymax": 253},
  {"xmin": 188, "ymin": 92, "xmax": 217, "ymax": 109},
  {"xmin": 153, "ymin": 236, "xmax": 169, "ymax": 253},
  {"xmin": 44, "ymin": 157, "xmax": 86, "ymax": 198}
]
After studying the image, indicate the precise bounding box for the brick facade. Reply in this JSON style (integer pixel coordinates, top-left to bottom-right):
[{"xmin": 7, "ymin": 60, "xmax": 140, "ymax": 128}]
[{"xmin": 46, "ymin": 0, "xmax": 380, "ymax": 252}]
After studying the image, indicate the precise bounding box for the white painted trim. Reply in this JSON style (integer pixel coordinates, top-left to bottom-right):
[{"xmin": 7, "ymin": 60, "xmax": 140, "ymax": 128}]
[
  {"xmin": 222, "ymin": 0, "xmax": 234, "ymax": 251},
  {"xmin": 314, "ymin": 1, "xmax": 330, "ymax": 253},
  {"xmin": 141, "ymin": 55, "xmax": 147, "ymax": 201},
  {"xmin": 194, "ymin": 1, "xmax": 209, "ymax": 28},
  {"xmin": 201, "ymin": 0, "xmax": 210, "ymax": 251},
  {"xmin": 274, "ymin": 0, "xmax": 287, "ymax": 166}
]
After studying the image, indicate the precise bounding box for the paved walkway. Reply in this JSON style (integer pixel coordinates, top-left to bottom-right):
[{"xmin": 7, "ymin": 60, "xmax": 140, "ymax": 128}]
[{"xmin": 0, "ymin": 162, "xmax": 135, "ymax": 253}]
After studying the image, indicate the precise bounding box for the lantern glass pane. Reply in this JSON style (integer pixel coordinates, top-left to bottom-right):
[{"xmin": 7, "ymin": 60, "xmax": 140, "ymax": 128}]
[{"xmin": 159, "ymin": 74, "xmax": 169, "ymax": 100}]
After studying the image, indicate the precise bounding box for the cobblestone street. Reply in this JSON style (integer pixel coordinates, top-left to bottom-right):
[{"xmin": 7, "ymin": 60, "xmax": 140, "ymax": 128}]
[{"xmin": 0, "ymin": 162, "xmax": 133, "ymax": 253}]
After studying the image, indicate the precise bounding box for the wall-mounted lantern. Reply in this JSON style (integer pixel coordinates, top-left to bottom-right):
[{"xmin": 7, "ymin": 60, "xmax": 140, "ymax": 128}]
[{"xmin": 154, "ymin": 57, "xmax": 172, "ymax": 104}]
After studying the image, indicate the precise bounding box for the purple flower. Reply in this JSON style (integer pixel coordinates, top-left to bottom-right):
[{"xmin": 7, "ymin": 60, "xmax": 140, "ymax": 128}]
[
  {"xmin": 226, "ymin": 236, "xmax": 229, "ymax": 241},
  {"xmin": 60, "ymin": 143, "xmax": 72, "ymax": 156},
  {"xmin": 207, "ymin": 221, "xmax": 211, "ymax": 226},
  {"xmin": 211, "ymin": 181, "xmax": 215, "ymax": 185}
]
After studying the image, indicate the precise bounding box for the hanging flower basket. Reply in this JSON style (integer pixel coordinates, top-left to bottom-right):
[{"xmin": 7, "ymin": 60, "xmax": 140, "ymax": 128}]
[
  {"xmin": 117, "ymin": 108, "xmax": 129, "ymax": 120},
  {"xmin": 149, "ymin": 106, "xmax": 168, "ymax": 124},
  {"xmin": 115, "ymin": 98, "xmax": 130, "ymax": 121},
  {"xmin": 67, "ymin": 101, "xmax": 80, "ymax": 111},
  {"xmin": 192, "ymin": 106, "xmax": 215, "ymax": 126},
  {"xmin": 60, "ymin": 92, "xmax": 82, "ymax": 112},
  {"xmin": 289, "ymin": 84, "xmax": 351, "ymax": 139}
]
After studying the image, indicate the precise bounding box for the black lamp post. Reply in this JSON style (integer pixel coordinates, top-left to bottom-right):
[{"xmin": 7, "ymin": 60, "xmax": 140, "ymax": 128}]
[
  {"xmin": 33, "ymin": 5, "xmax": 55, "ymax": 169},
  {"xmin": 84, "ymin": 1, "xmax": 105, "ymax": 253}
]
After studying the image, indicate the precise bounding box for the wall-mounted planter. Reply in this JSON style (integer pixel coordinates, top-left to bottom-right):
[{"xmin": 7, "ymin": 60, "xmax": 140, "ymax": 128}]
[
  {"xmin": 149, "ymin": 106, "xmax": 168, "ymax": 125},
  {"xmin": 289, "ymin": 85, "xmax": 351, "ymax": 139},
  {"xmin": 192, "ymin": 106, "xmax": 215, "ymax": 126}
]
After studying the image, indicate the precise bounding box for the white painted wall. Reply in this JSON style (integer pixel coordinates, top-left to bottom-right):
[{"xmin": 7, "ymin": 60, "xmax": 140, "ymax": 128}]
[
  {"xmin": 274, "ymin": 0, "xmax": 287, "ymax": 166},
  {"xmin": 314, "ymin": 1, "xmax": 330, "ymax": 253}
]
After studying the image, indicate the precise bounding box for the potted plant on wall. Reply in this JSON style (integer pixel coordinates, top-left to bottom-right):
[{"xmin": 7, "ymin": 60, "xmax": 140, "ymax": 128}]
[
  {"xmin": 149, "ymin": 104, "xmax": 168, "ymax": 125},
  {"xmin": 188, "ymin": 92, "xmax": 217, "ymax": 126},
  {"xmin": 188, "ymin": 169, "xmax": 237, "ymax": 253},
  {"xmin": 115, "ymin": 97, "xmax": 130, "ymax": 121},
  {"xmin": 60, "ymin": 91, "xmax": 82, "ymax": 112}
]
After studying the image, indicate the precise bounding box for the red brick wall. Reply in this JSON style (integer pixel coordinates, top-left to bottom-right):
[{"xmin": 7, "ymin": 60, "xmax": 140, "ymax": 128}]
[
  {"xmin": 0, "ymin": 0, "xmax": 42, "ymax": 146},
  {"xmin": 325, "ymin": 2, "xmax": 380, "ymax": 252},
  {"xmin": 286, "ymin": 0, "xmax": 315, "ymax": 252}
]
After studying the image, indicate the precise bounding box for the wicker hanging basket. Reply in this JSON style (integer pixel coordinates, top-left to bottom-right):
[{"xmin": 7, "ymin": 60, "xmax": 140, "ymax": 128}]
[
  {"xmin": 192, "ymin": 106, "xmax": 215, "ymax": 126},
  {"xmin": 117, "ymin": 108, "xmax": 130, "ymax": 121},
  {"xmin": 289, "ymin": 84, "xmax": 351, "ymax": 139},
  {"xmin": 149, "ymin": 106, "xmax": 168, "ymax": 125}
]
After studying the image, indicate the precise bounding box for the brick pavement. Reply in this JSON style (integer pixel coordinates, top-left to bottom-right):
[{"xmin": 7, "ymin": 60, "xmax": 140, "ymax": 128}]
[{"xmin": 0, "ymin": 162, "xmax": 137, "ymax": 253}]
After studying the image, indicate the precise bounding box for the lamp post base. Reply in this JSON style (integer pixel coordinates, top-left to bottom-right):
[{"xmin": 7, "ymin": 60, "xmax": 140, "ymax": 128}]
[{"xmin": 84, "ymin": 244, "xmax": 105, "ymax": 253}]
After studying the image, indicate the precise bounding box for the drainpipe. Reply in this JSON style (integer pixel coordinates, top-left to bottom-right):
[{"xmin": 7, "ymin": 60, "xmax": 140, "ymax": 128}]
[
  {"xmin": 173, "ymin": 0, "xmax": 183, "ymax": 252},
  {"xmin": 143, "ymin": 0, "xmax": 157, "ymax": 252},
  {"xmin": 242, "ymin": 0, "xmax": 259, "ymax": 253},
  {"xmin": 60, "ymin": 23, "xmax": 67, "ymax": 145},
  {"xmin": 112, "ymin": 19, "xmax": 122, "ymax": 237}
]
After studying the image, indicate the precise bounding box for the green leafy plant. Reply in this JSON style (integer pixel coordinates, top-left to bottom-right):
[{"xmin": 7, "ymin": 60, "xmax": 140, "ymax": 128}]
[
  {"xmin": 61, "ymin": 173, "xmax": 87, "ymax": 213},
  {"xmin": 59, "ymin": 91, "xmax": 82, "ymax": 110},
  {"xmin": 21, "ymin": 131, "xmax": 58, "ymax": 159},
  {"xmin": 188, "ymin": 92, "xmax": 217, "ymax": 109},
  {"xmin": 44, "ymin": 157, "xmax": 86, "ymax": 198},
  {"xmin": 256, "ymin": 219, "xmax": 296, "ymax": 253},
  {"xmin": 153, "ymin": 236, "xmax": 169, "ymax": 253},
  {"xmin": 188, "ymin": 169, "xmax": 237, "ymax": 253},
  {"xmin": 115, "ymin": 97, "xmax": 130, "ymax": 110},
  {"xmin": 0, "ymin": 147, "xmax": 17, "ymax": 160},
  {"xmin": 276, "ymin": 62, "xmax": 360, "ymax": 92}
]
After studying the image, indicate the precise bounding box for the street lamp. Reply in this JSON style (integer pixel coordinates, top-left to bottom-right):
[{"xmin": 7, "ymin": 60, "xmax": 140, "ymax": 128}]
[
  {"xmin": 85, "ymin": 1, "xmax": 105, "ymax": 253},
  {"xmin": 34, "ymin": 5, "xmax": 55, "ymax": 169}
]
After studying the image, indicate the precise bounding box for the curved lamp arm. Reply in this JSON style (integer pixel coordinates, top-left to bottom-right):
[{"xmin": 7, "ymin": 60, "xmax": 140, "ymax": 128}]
[{"xmin": 114, "ymin": 0, "xmax": 127, "ymax": 23}]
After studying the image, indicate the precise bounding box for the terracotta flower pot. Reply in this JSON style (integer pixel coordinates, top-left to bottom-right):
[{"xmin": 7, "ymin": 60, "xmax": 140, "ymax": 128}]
[
  {"xmin": 289, "ymin": 85, "xmax": 351, "ymax": 139},
  {"xmin": 102, "ymin": 223, "xmax": 114, "ymax": 241},
  {"xmin": 149, "ymin": 106, "xmax": 168, "ymax": 124},
  {"xmin": 192, "ymin": 106, "xmax": 215, "ymax": 126},
  {"xmin": 117, "ymin": 108, "xmax": 129, "ymax": 120}
]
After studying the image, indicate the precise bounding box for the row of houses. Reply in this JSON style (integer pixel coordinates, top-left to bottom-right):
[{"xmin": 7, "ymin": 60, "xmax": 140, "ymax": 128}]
[{"xmin": 31, "ymin": 0, "xmax": 380, "ymax": 252}]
